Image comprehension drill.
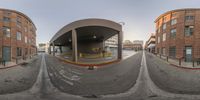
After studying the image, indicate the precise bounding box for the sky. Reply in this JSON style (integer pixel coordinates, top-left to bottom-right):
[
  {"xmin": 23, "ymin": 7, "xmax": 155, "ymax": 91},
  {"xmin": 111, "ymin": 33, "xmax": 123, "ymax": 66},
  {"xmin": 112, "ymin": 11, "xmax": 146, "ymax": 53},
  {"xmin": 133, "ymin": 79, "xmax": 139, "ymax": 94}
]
[{"xmin": 1, "ymin": 0, "xmax": 200, "ymax": 45}]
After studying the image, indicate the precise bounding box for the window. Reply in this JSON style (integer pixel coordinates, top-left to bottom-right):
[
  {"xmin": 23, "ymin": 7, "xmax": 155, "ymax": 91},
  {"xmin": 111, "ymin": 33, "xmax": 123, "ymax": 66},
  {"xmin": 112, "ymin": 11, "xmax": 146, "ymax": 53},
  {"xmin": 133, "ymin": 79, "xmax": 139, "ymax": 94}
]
[
  {"xmin": 185, "ymin": 26, "xmax": 194, "ymax": 36},
  {"xmin": 29, "ymin": 39, "xmax": 31, "ymax": 44},
  {"xmin": 3, "ymin": 26, "xmax": 11, "ymax": 37},
  {"xmin": 186, "ymin": 10, "xmax": 193, "ymax": 14},
  {"xmin": 16, "ymin": 16, "xmax": 21, "ymax": 22},
  {"xmin": 24, "ymin": 27, "xmax": 28, "ymax": 32},
  {"xmin": 171, "ymin": 13, "xmax": 176, "ymax": 18},
  {"xmin": 3, "ymin": 17, "xmax": 10, "ymax": 22},
  {"xmin": 185, "ymin": 16, "xmax": 194, "ymax": 21},
  {"xmin": 163, "ymin": 33, "xmax": 166, "ymax": 41},
  {"xmin": 171, "ymin": 19, "xmax": 177, "ymax": 25},
  {"xmin": 162, "ymin": 23, "xmax": 166, "ymax": 30},
  {"xmin": 16, "ymin": 16, "xmax": 22, "ymax": 28},
  {"xmin": 162, "ymin": 48, "xmax": 166, "ymax": 56},
  {"xmin": 163, "ymin": 16, "xmax": 167, "ymax": 23},
  {"xmin": 170, "ymin": 29, "xmax": 176, "ymax": 38},
  {"xmin": 25, "ymin": 36, "xmax": 28, "ymax": 43},
  {"xmin": 17, "ymin": 47, "xmax": 22, "ymax": 56},
  {"xmin": 169, "ymin": 46, "xmax": 176, "ymax": 58},
  {"xmin": 3, "ymin": 11, "xmax": 11, "ymax": 16},
  {"xmin": 17, "ymin": 22, "xmax": 21, "ymax": 28},
  {"xmin": 16, "ymin": 32, "xmax": 22, "ymax": 40}
]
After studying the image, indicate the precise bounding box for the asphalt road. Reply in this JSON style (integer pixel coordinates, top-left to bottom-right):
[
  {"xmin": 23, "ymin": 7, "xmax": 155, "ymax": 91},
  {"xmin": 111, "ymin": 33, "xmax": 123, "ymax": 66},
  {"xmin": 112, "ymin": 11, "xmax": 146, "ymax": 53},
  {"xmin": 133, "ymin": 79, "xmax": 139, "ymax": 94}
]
[
  {"xmin": 45, "ymin": 51, "xmax": 143, "ymax": 96},
  {"xmin": 1, "ymin": 52, "xmax": 200, "ymax": 100},
  {"xmin": 145, "ymin": 52, "xmax": 200, "ymax": 94},
  {"xmin": 0, "ymin": 55, "xmax": 41, "ymax": 94}
]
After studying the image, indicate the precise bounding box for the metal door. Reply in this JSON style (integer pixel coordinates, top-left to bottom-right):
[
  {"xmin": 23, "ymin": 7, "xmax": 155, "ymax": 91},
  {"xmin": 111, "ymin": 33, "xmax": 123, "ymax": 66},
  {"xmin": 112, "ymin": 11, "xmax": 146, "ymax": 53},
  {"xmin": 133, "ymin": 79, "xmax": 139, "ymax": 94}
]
[
  {"xmin": 3, "ymin": 46, "xmax": 11, "ymax": 61},
  {"xmin": 185, "ymin": 46, "xmax": 192, "ymax": 62}
]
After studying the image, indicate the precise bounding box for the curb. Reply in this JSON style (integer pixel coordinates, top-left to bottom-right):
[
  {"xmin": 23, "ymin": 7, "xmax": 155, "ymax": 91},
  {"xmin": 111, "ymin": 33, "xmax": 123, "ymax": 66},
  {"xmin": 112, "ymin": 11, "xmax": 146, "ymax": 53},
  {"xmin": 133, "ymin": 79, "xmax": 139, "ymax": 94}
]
[
  {"xmin": 149, "ymin": 52, "xmax": 200, "ymax": 70},
  {"xmin": 170, "ymin": 63, "xmax": 200, "ymax": 70},
  {"xmin": 56, "ymin": 56, "xmax": 121, "ymax": 67},
  {"xmin": 0, "ymin": 56, "xmax": 38, "ymax": 70},
  {"xmin": 0, "ymin": 63, "xmax": 21, "ymax": 70}
]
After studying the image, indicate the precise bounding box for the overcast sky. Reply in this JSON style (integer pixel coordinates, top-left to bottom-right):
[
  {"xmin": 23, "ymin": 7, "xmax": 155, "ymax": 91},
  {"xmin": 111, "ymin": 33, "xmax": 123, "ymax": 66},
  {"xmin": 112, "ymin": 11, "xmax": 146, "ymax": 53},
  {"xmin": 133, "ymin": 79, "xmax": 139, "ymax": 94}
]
[{"xmin": 1, "ymin": 0, "xmax": 200, "ymax": 44}]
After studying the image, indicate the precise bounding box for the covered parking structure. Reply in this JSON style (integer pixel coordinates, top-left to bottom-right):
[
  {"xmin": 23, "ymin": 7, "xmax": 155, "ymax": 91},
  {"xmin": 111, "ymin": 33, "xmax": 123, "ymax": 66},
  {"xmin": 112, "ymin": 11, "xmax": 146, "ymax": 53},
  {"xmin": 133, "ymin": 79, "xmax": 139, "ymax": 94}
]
[{"xmin": 49, "ymin": 18, "xmax": 123, "ymax": 63}]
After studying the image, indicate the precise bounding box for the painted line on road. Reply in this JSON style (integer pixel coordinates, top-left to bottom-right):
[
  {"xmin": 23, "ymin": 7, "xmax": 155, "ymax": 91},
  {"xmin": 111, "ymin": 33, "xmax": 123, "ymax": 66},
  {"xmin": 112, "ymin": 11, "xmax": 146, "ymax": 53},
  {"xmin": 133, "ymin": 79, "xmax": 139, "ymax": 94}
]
[
  {"xmin": 59, "ymin": 70, "xmax": 81, "ymax": 81},
  {"xmin": 61, "ymin": 79, "xmax": 74, "ymax": 86},
  {"xmin": 71, "ymin": 70, "xmax": 82, "ymax": 75}
]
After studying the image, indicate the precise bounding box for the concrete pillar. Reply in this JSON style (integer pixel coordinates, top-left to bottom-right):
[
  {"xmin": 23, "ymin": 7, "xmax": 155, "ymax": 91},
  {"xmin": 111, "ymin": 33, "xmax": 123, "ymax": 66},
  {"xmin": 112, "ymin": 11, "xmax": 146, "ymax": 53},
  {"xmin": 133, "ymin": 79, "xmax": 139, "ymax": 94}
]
[
  {"xmin": 49, "ymin": 46, "xmax": 51, "ymax": 54},
  {"xmin": 102, "ymin": 40, "xmax": 105, "ymax": 50},
  {"xmin": 52, "ymin": 43, "xmax": 55, "ymax": 56},
  {"xmin": 72, "ymin": 29, "xmax": 78, "ymax": 62},
  {"xmin": 118, "ymin": 31, "xmax": 123, "ymax": 59},
  {"xmin": 59, "ymin": 46, "xmax": 62, "ymax": 53}
]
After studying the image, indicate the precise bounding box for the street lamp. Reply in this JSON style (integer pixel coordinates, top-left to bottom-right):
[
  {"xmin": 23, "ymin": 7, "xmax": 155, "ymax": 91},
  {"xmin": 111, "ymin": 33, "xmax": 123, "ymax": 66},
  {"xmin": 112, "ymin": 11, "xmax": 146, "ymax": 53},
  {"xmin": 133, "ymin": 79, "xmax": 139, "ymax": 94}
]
[{"xmin": 118, "ymin": 22, "xmax": 125, "ymax": 26}]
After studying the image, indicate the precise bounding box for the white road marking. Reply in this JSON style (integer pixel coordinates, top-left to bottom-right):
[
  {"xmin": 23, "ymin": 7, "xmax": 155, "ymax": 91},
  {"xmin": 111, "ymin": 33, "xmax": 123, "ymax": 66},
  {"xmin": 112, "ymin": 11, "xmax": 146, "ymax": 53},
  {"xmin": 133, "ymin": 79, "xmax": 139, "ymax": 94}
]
[{"xmin": 61, "ymin": 79, "xmax": 74, "ymax": 86}]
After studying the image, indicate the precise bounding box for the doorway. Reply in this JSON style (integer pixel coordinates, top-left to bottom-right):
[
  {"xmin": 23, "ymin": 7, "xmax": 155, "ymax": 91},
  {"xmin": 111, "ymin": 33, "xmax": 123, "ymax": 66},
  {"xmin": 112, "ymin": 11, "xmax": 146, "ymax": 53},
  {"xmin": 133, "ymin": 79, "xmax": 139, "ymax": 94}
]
[
  {"xmin": 3, "ymin": 46, "xmax": 11, "ymax": 61},
  {"xmin": 185, "ymin": 46, "xmax": 192, "ymax": 62}
]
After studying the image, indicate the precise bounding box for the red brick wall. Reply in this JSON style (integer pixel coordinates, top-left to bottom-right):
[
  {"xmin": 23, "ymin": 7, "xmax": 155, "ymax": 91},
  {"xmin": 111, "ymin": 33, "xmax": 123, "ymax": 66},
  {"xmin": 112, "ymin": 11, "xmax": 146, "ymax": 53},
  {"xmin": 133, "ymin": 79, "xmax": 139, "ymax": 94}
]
[
  {"xmin": 155, "ymin": 9, "xmax": 200, "ymax": 59},
  {"xmin": 0, "ymin": 9, "xmax": 36, "ymax": 61}
]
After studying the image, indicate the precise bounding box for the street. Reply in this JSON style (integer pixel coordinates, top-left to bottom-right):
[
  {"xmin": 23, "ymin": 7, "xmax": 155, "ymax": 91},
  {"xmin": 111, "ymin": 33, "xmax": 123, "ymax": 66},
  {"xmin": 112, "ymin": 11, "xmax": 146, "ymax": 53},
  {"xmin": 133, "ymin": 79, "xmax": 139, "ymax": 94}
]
[
  {"xmin": 0, "ymin": 51, "xmax": 199, "ymax": 100},
  {"xmin": 45, "ymin": 50, "xmax": 142, "ymax": 96}
]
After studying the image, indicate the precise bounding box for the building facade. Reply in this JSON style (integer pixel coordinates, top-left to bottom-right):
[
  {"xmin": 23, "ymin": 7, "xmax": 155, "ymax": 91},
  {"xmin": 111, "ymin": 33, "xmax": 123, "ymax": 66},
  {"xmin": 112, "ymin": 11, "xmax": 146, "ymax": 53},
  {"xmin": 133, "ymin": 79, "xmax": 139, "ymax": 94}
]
[
  {"xmin": 105, "ymin": 34, "xmax": 118, "ymax": 48},
  {"xmin": 123, "ymin": 40, "xmax": 134, "ymax": 50},
  {"xmin": 38, "ymin": 43, "xmax": 49, "ymax": 53},
  {"xmin": 0, "ymin": 8, "xmax": 36, "ymax": 62},
  {"xmin": 133, "ymin": 40, "xmax": 143, "ymax": 51},
  {"xmin": 155, "ymin": 8, "xmax": 200, "ymax": 62},
  {"xmin": 146, "ymin": 34, "xmax": 156, "ymax": 53},
  {"xmin": 49, "ymin": 18, "xmax": 123, "ymax": 62}
]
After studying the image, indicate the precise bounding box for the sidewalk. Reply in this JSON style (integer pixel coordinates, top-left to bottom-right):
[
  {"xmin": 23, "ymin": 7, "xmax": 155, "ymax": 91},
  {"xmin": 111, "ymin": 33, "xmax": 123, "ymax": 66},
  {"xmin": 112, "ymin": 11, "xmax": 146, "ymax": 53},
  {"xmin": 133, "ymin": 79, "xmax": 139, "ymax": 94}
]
[
  {"xmin": 0, "ymin": 55, "xmax": 38, "ymax": 69},
  {"xmin": 150, "ymin": 52, "xmax": 200, "ymax": 68}
]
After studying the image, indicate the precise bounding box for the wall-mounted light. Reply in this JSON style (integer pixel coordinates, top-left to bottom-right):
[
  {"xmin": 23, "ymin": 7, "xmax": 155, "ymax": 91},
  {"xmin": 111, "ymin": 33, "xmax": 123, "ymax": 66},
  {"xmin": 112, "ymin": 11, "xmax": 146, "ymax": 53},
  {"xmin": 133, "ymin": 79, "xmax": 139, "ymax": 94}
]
[
  {"xmin": 93, "ymin": 34, "xmax": 96, "ymax": 39},
  {"xmin": 69, "ymin": 38, "xmax": 72, "ymax": 42}
]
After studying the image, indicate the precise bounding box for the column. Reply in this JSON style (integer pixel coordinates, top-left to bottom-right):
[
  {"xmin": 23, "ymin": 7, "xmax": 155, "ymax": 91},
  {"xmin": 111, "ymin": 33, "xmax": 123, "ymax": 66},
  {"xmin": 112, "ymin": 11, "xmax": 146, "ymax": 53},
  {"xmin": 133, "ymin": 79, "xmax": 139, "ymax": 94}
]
[
  {"xmin": 52, "ymin": 42, "xmax": 55, "ymax": 56},
  {"xmin": 59, "ymin": 46, "xmax": 62, "ymax": 54},
  {"xmin": 72, "ymin": 29, "xmax": 78, "ymax": 62},
  {"xmin": 118, "ymin": 31, "xmax": 123, "ymax": 60},
  {"xmin": 49, "ymin": 46, "xmax": 51, "ymax": 54}
]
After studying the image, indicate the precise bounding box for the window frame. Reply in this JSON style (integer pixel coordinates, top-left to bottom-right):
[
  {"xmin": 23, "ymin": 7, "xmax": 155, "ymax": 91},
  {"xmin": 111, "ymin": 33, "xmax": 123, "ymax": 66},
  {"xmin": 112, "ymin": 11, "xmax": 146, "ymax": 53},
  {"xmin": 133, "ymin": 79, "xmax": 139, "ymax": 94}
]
[
  {"xmin": 3, "ymin": 26, "xmax": 11, "ymax": 38},
  {"xmin": 16, "ymin": 31, "xmax": 22, "ymax": 40}
]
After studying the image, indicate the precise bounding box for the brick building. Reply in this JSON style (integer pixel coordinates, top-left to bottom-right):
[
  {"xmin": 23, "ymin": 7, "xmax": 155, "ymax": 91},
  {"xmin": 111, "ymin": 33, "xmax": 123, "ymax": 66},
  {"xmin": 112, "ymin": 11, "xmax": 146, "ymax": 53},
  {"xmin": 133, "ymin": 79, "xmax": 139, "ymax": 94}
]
[
  {"xmin": 123, "ymin": 40, "xmax": 134, "ymax": 50},
  {"xmin": 132, "ymin": 40, "xmax": 143, "ymax": 51},
  {"xmin": 155, "ymin": 8, "xmax": 200, "ymax": 62},
  {"xmin": 0, "ymin": 8, "xmax": 36, "ymax": 62}
]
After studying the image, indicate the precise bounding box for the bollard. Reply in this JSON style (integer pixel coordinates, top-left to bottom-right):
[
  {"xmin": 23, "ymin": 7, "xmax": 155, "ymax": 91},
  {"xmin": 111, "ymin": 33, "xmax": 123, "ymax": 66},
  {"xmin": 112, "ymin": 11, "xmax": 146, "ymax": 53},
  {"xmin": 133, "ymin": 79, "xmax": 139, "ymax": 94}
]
[
  {"xmin": 3, "ymin": 60, "xmax": 5, "ymax": 66},
  {"xmin": 16, "ymin": 58, "xmax": 18, "ymax": 64},
  {"xmin": 179, "ymin": 58, "xmax": 181, "ymax": 66},
  {"xmin": 167, "ymin": 56, "xmax": 168, "ymax": 62},
  {"xmin": 160, "ymin": 55, "xmax": 161, "ymax": 58},
  {"xmin": 193, "ymin": 60, "xmax": 195, "ymax": 67}
]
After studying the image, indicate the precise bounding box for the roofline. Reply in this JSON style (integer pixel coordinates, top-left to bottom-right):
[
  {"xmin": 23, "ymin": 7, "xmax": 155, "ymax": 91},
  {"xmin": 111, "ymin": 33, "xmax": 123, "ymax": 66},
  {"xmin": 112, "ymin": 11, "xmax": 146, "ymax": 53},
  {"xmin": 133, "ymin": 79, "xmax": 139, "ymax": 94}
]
[
  {"xmin": 154, "ymin": 8, "xmax": 200, "ymax": 23},
  {"xmin": 50, "ymin": 18, "xmax": 122, "ymax": 43},
  {"xmin": 0, "ymin": 8, "xmax": 37, "ymax": 30}
]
